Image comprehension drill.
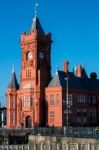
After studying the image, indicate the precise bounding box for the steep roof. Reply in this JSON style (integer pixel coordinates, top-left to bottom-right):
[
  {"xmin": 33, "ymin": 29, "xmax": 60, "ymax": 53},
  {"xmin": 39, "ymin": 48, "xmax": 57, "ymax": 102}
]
[
  {"xmin": 81, "ymin": 67, "xmax": 88, "ymax": 78},
  {"xmin": 8, "ymin": 72, "xmax": 19, "ymax": 90},
  {"xmin": 48, "ymin": 72, "xmax": 61, "ymax": 87},
  {"xmin": 48, "ymin": 70, "xmax": 99, "ymax": 91},
  {"xmin": 30, "ymin": 16, "xmax": 44, "ymax": 33}
]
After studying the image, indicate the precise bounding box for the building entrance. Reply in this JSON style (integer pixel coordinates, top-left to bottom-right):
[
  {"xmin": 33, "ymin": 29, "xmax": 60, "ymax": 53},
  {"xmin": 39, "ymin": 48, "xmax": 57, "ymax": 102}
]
[{"xmin": 26, "ymin": 116, "xmax": 32, "ymax": 128}]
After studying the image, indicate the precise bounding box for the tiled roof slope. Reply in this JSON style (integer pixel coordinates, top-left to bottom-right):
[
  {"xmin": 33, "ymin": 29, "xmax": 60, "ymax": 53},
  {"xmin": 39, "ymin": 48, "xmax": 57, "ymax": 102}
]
[
  {"xmin": 48, "ymin": 70, "xmax": 99, "ymax": 91},
  {"xmin": 8, "ymin": 72, "xmax": 19, "ymax": 90},
  {"xmin": 30, "ymin": 16, "xmax": 44, "ymax": 33}
]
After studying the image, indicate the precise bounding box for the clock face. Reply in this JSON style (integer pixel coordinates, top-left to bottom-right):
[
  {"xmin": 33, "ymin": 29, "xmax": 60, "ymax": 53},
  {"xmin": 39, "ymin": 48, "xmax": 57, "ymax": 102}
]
[
  {"xmin": 28, "ymin": 51, "xmax": 32, "ymax": 60},
  {"xmin": 39, "ymin": 52, "xmax": 44, "ymax": 59}
]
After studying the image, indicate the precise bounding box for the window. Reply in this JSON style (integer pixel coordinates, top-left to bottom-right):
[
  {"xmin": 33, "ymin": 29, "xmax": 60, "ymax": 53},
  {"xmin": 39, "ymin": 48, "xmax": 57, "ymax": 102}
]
[
  {"xmin": 64, "ymin": 109, "xmax": 72, "ymax": 114},
  {"xmin": 89, "ymin": 109, "xmax": 96, "ymax": 117},
  {"xmin": 92, "ymin": 109, "xmax": 96, "ymax": 117},
  {"xmin": 23, "ymin": 95, "xmax": 31, "ymax": 107},
  {"xmin": 63, "ymin": 94, "xmax": 73, "ymax": 106},
  {"xmin": 50, "ymin": 94, "xmax": 54, "ymax": 105},
  {"xmin": 77, "ymin": 95, "xmax": 86, "ymax": 103},
  {"xmin": 77, "ymin": 108, "xmax": 82, "ymax": 113},
  {"xmin": 11, "ymin": 113, "xmax": 15, "ymax": 124},
  {"xmin": 30, "ymin": 94, "xmax": 34, "ymax": 106},
  {"xmin": 27, "ymin": 96, "xmax": 30, "ymax": 106},
  {"xmin": 7, "ymin": 96, "xmax": 10, "ymax": 108},
  {"xmin": 68, "ymin": 94, "xmax": 72, "ymax": 100},
  {"xmin": 92, "ymin": 96, "xmax": 97, "ymax": 104},
  {"xmin": 69, "ymin": 110, "xmax": 72, "ymax": 114},
  {"xmin": 50, "ymin": 111, "xmax": 54, "ymax": 117},
  {"xmin": 26, "ymin": 70, "xmax": 31, "ymax": 78},
  {"xmin": 64, "ymin": 110, "xmax": 67, "ymax": 114},
  {"xmin": 82, "ymin": 117, "xmax": 87, "ymax": 123},
  {"xmin": 77, "ymin": 117, "xmax": 81, "ymax": 123},
  {"xmin": 69, "ymin": 101, "xmax": 72, "ymax": 106},
  {"xmin": 56, "ymin": 94, "xmax": 59, "ymax": 105},
  {"xmin": 12, "ymin": 96, "xmax": 15, "ymax": 108},
  {"xmin": 89, "ymin": 96, "xmax": 97, "ymax": 104},
  {"xmin": 50, "ymin": 118, "xmax": 54, "ymax": 123},
  {"xmin": 89, "ymin": 96, "xmax": 91, "ymax": 104},
  {"xmin": 50, "ymin": 111, "xmax": 54, "ymax": 123},
  {"xmin": 83, "ymin": 108, "xmax": 87, "ymax": 113}
]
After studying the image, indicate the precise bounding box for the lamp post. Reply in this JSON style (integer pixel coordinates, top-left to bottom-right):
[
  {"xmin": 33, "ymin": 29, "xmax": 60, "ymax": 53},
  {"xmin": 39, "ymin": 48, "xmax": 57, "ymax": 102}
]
[
  {"xmin": 65, "ymin": 76, "xmax": 69, "ymax": 127},
  {"xmin": 94, "ymin": 128, "xmax": 98, "ymax": 150}
]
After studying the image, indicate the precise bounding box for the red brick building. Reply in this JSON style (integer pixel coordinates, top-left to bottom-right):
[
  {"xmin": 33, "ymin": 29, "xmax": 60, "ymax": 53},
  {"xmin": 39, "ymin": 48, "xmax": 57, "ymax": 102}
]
[
  {"xmin": 6, "ymin": 13, "xmax": 99, "ymax": 128},
  {"xmin": 46, "ymin": 63, "xmax": 99, "ymax": 127}
]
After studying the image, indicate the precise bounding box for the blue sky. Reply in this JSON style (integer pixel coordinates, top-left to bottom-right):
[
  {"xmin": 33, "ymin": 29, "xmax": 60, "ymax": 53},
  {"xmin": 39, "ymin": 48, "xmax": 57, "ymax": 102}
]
[{"xmin": 0, "ymin": 0, "xmax": 99, "ymax": 105}]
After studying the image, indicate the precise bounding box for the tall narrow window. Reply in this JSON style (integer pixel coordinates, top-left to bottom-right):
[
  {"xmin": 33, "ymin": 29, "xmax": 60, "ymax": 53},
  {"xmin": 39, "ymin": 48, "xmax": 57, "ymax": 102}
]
[
  {"xmin": 50, "ymin": 111, "xmax": 54, "ymax": 123},
  {"xmin": 11, "ymin": 113, "xmax": 15, "ymax": 124},
  {"xmin": 56, "ymin": 94, "xmax": 59, "ymax": 105},
  {"xmin": 50, "ymin": 94, "xmax": 54, "ymax": 105},
  {"xmin": 30, "ymin": 94, "xmax": 34, "ymax": 106},
  {"xmin": 92, "ymin": 96, "xmax": 97, "ymax": 104},
  {"xmin": 12, "ymin": 96, "xmax": 15, "ymax": 108}
]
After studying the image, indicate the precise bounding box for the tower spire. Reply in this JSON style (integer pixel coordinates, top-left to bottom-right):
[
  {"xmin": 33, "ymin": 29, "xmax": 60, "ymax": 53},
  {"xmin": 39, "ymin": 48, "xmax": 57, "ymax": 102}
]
[
  {"xmin": 30, "ymin": 0, "xmax": 44, "ymax": 33},
  {"xmin": 12, "ymin": 64, "xmax": 15, "ymax": 74},
  {"xmin": 56, "ymin": 66, "xmax": 58, "ymax": 75},
  {"xmin": 34, "ymin": 0, "xmax": 39, "ymax": 17},
  {"xmin": 8, "ymin": 65, "xmax": 19, "ymax": 90}
]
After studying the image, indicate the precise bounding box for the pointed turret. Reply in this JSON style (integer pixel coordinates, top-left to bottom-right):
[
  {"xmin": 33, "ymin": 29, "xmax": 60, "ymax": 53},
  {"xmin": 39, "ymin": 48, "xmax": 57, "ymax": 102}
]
[
  {"xmin": 8, "ymin": 67, "xmax": 19, "ymax": 90},
  {"xmin": 6, "ymin": 66, "xmax": 18, "ymax": 128}
]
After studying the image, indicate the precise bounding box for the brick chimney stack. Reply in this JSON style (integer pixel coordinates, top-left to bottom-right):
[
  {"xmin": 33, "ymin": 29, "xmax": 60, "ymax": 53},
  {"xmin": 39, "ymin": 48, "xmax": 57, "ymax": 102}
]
[
  {"xmin": 76, "ymin": 65, "xmax": 82, "ymax": 77},
  {"xmin": 64, "ymin": 61, "xmax": 69, "ymax": 73}
]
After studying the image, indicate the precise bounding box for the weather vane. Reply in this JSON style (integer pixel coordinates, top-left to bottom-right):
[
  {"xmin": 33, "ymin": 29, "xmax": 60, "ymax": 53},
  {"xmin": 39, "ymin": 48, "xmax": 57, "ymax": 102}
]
[
  {"xmin": 34, "ymin": 0, "xmax": 39, "ymax": 17},
  {"xmin": 12, "ymin": 64, "xmax": 15, "ymax": 73}
]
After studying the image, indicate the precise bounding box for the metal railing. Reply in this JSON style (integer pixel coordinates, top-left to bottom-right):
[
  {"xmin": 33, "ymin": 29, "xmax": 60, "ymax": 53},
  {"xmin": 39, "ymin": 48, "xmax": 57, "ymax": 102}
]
[
  {"xmin": 31, "ymin": 127, "xmax": 99, "ymax": 139},
  {"xmin": 0, "ymin": 144, "xmax": 29, "ymax": 150},
  {"xmin": 0, "ymin": 127, "xmax": 99, "ymax": 145}
]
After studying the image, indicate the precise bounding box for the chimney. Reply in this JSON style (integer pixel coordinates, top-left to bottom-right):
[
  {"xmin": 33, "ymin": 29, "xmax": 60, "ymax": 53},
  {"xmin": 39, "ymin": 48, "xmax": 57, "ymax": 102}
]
[
  {"xmin": 90, "ymin": 72, "xmax": 97, "ymax": 79},
  {"xmin": 64, "ymin": 61, "xmax": 69, "ymax": 73},
  {"xmin": 76, "ymin": 65, "xmax": 82, "ymax": 77}
]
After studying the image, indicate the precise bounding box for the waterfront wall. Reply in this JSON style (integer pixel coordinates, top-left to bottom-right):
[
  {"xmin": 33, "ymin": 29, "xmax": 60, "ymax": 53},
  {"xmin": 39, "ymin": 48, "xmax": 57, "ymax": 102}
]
[
  {"xmin": 29, "ymin": 135, "xmax": 99, "ymax": 150},
  {"xmin": 0, "ymin": 144, "xmax": 29, "ymax": 150},
  {"xmin": 0, "ymin": 136, "xmax": 99, "ymax": 150}
]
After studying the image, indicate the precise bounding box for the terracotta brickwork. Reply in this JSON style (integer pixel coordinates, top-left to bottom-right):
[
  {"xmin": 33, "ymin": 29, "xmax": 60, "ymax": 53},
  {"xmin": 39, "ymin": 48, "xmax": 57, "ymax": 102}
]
[
  {"xmin": 45, "ymin": 87, "xmax": 63, "ymax": 127},
  {"xmin": 6, "ymin": 16, "xmax": 52, "ymax": 128},
  {"xmin": 6, "ymin": 14, "xmax": 99, "ymax": 128}
]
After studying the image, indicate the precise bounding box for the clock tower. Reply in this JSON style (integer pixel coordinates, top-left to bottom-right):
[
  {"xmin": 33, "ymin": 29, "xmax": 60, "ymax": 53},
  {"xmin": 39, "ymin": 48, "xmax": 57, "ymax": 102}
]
[{"xmin": 6, "ymin": 13, "xmax": 52, "ymax": 128}]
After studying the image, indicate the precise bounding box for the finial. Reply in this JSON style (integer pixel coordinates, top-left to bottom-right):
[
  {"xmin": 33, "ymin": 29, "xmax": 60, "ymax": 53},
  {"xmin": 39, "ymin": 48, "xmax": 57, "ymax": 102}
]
[
  {"xmin": 74, "ymin": 65, "xmax": 77, "ymax": 71},
  {"xmin": 74, "ymin": 64, "xmax": 77, "ymax": 76},
  {"xmin": 34, "ymin": 0, "xmax": 39, "ymax": 17},
  {"xmin": 56, "ymin": 66, "xmax": 58, "ymax": 75},
  {"xmin": 12, "ymin": 64, "xmax": 15, "ymax": 74}
]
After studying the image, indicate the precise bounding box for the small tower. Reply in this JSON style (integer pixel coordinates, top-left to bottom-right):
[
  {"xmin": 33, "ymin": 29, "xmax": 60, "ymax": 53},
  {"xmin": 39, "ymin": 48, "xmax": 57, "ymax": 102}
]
[{"xmin": 6, "ymin": 67, "xmax": 19, "ymax": 128}]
